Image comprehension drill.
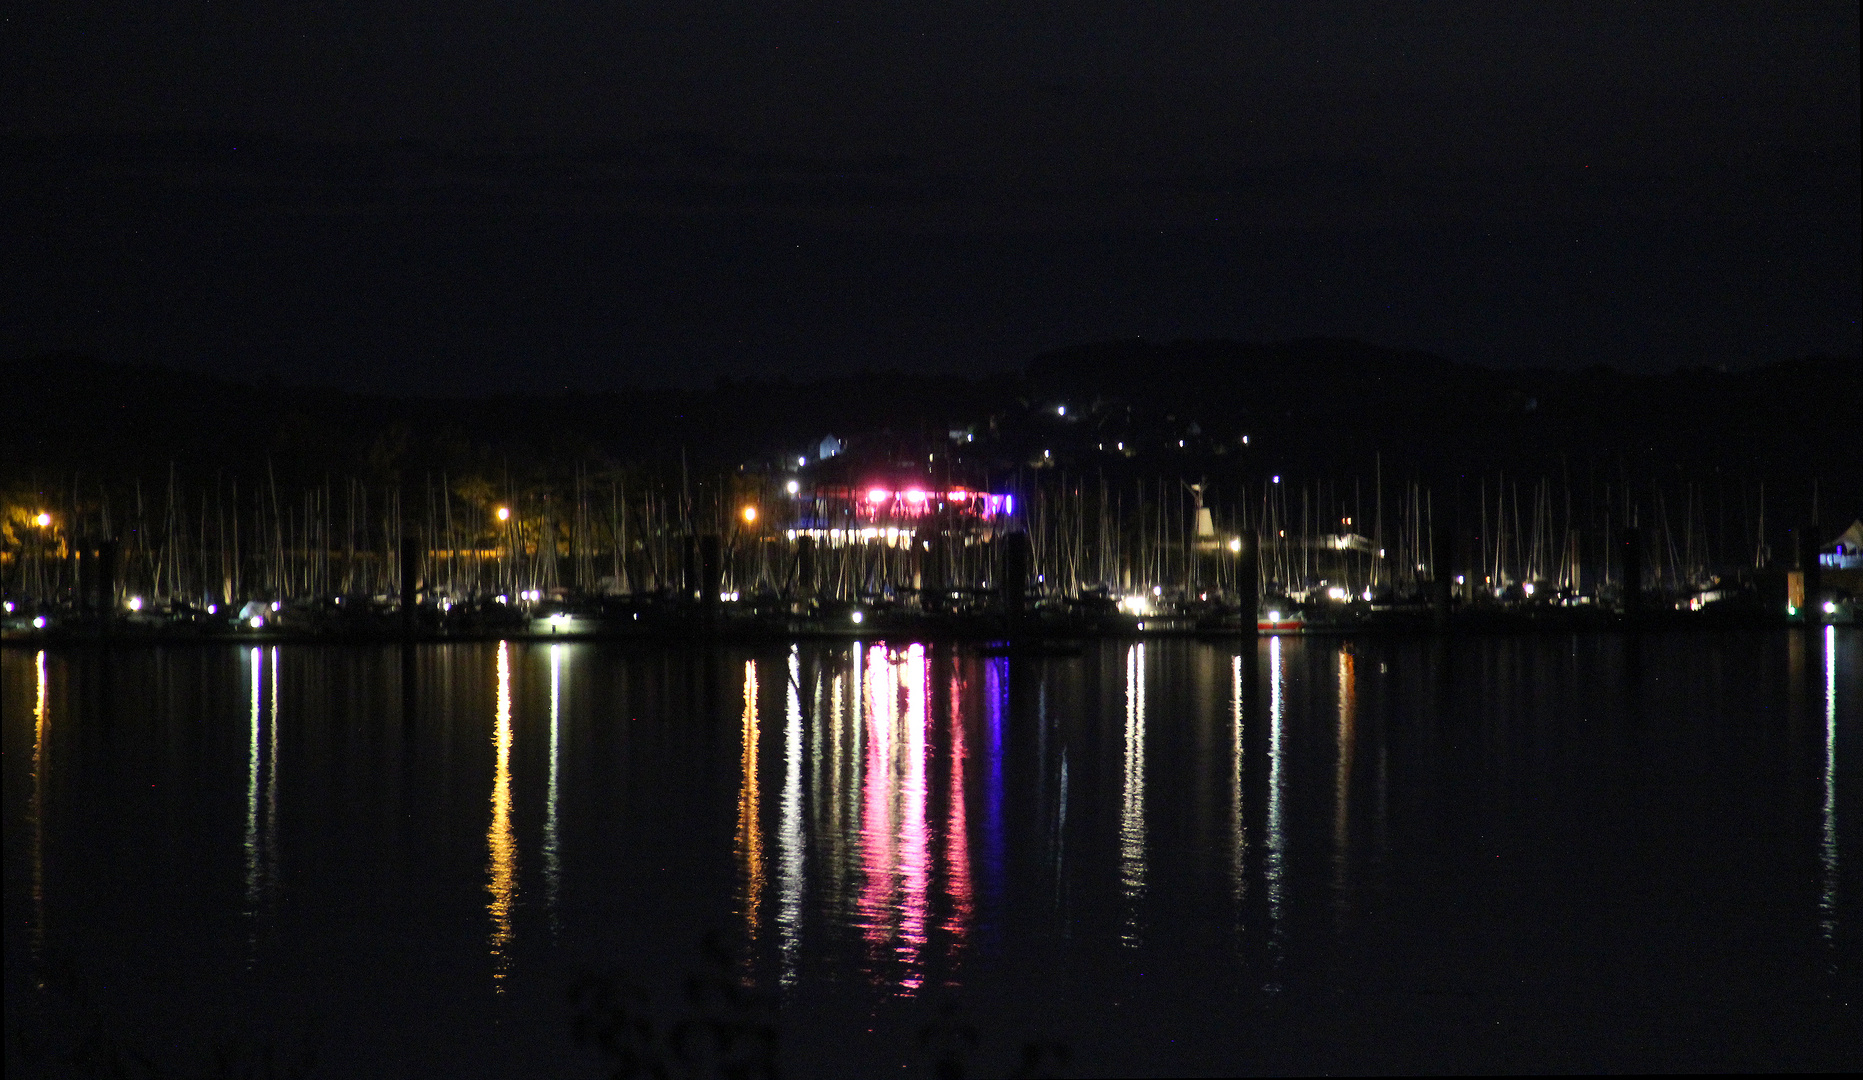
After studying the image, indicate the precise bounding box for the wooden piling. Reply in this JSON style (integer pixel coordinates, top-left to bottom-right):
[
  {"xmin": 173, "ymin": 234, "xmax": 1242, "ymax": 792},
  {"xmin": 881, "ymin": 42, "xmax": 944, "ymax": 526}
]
[
  {"xmin": 1431, "ymin": 524, "xmax": 1453, "ymax": 628},
  {"xmin": 1003, "ymin": 532, "xmax": 1031, "ymax": 622},
  {"xmin": 399, "ymin": 534, "xmax": 417, "ymax": 638},
  {"xmin": 1236, "ymin": 531, "xmax": 1259, "ymax": 632},
  {"xmin": 1620, "ymin": 527, "xmax": 1644, "ymax": 620}
]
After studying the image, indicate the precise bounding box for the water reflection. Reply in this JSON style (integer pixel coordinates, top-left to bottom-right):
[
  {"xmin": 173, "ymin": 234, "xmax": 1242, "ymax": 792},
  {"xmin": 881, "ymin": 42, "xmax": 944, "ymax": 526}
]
[
  {"xmin": 737, "ymin": 660, "xmax": 763, "ymax": 942},
  {"xmin": 723, "ymin": 643, "xmax": 987, "ymax": 993},
  {"xmin": 983, "ymin": 659, "xmax": 1006, "ymax": 932},
  {"xmin": 245, "ymin": 648, "xmax": 261, "ymax": 917},
  {"xmin": 858, "ymin": 644, "xmax": 932, "ymax": 990},
  {"xmin": 1821, "ymin": 626, "xmax": 1838, "ymax": 951},
  {"xmin": 486, "ymin": 641, "xmax": 516, "ymax": 988},
  {"xmin": 778, "ymin": 647, "xmax": 805, "ymax": 986},
  {"xmin": 266, "ymin": 647, "xmax": 279, "ymax": 914},
  {"xmin": 544, "ymin": 645, "xmax": 562, "ymax": 935},
  {"xmin": 1120, "ymin": 644, "xmax": 1148, "ymax": 946},
  {"xmin": 1334, "ymin": 645, "xmax": 1357, "ymax": 921},
  {"xmin": 1265, "ymin": 635, "xmax": 1287, "ymax": 991},
  {"xmin": 1230, "ymin": 653, "xmax": 1246, "ymax": 923},
  {"xmin": 31, "ymin": 651, "xmax": 48, "ymax": 980},
  {"xmin": 8, "ymin": 634, "xmax": 1853, "ymax": 1073},
  {"xmin": 943, "ymin": 658, "xmax": 974, "ymax": 972},
  {"xmin": 243, "ymin": 647, "xmax": 282, "ymax": 958}
]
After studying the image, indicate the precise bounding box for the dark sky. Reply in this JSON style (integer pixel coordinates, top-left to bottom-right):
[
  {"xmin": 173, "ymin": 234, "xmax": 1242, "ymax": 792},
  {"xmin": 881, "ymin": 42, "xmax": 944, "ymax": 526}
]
[{"xmin": 5, "ymin": 2, "xmax": 1857, "ymax": 393}]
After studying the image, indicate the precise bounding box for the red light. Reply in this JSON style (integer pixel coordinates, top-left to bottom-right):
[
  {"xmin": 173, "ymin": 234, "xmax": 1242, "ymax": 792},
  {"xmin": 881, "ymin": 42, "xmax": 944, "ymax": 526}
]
[{"xmin": 866, "ymin": 487, "xmax": 890, "ymax": 504}]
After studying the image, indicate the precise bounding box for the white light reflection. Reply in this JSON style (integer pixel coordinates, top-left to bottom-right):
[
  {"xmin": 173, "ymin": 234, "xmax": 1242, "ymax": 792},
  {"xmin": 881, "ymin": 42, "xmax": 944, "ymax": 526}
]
[
  {"xmin": 1265, "ymin": 634, "xmax": 1286, "ymax": 991},
  {"xmin": 266, "ymin": 647, "xmax": 279, "ymax": 905},
  {"xmin": 1820, "ymin": 625, "xmax": 1838, "ymax": 949},
  {"xmin": 245, "ymin": 647, "xmax": 262, "ymax": 920},
  {"xmin": 826, "ymin": 669, "xmax": 851, "ymax": 919},
  {"xmin": 1120, "ymin": 643, "xmax": 1148, "ymax": 946},
  {"xmin": 1231, "ymin": 653, "xmax": 1246, "ymax": 920},
  {"xmin": 778, "ymin": 646, "xmax": 806, "ymax": 986},
  {"xmin": 544, "ymin": 644, "xmax": 563, "ymax": 934}
]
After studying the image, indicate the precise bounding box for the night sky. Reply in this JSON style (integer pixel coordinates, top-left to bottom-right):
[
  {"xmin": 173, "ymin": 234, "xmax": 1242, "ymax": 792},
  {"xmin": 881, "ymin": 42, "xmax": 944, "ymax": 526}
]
[{"xmin": 5, "ymin": 3, "xmax": 1857, "ymax": 394}]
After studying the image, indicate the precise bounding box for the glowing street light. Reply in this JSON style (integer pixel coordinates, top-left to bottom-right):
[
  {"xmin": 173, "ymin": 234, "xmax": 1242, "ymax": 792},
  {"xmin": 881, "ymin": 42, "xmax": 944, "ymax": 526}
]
[
  {"xmin": 741, "ymin": 505, "xmax": 760, "ymax": 525},
  {"xmin": 495, "ymin": 506, "xmax": 511, "ymax": 522},
  {"xmin": 33, "ymin": 512, "xmax": 51, "ymax": 528},
  {"xmin": 785, "ymin": 479, "xmax": 801, "ymax": 495}
]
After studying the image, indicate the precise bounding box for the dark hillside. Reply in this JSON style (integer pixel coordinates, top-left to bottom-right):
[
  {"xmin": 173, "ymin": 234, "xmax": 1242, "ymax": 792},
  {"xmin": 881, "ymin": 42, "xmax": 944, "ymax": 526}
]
[{"xmin": 4, "ymin": 341, "xmax": 1855, "ymax": 526}]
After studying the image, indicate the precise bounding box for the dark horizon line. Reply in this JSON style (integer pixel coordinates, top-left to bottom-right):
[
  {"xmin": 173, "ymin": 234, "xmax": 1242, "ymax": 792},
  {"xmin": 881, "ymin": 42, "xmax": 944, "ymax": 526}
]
[{"xmin": 13, "ymin": 336, "xmax": 1857, "ymax": 403}]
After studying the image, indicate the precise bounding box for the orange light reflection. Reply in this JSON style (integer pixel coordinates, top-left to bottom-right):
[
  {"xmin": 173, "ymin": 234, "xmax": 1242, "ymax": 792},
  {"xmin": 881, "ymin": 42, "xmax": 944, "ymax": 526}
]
[{"xmin": 486, "ymin": 642, "xmax": 517, "ymax": 988}]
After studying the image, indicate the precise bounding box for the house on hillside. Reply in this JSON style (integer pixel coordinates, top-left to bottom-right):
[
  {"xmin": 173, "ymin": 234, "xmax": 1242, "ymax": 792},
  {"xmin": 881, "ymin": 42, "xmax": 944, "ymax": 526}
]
[{"xmin": 1821, "ymin": 520, "xmax": 1863, "ymax": 570}]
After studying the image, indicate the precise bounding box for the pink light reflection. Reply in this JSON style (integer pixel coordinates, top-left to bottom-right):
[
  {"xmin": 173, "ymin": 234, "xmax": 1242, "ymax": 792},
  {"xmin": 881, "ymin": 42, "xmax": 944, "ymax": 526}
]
[
  {"xmin": 853, "ymin": 643, "xmax": 936, "ymax": 994},
  {"xmin": 857, "ymin": 645, "xmax": 898, "ymax": 981},
  {"xmin": 897, "ymin": 645, "xmax": 930, "ymax": 990},
  {"xmin": 942, "ymin": 666, "xmax": 974, "ymax": 972}
]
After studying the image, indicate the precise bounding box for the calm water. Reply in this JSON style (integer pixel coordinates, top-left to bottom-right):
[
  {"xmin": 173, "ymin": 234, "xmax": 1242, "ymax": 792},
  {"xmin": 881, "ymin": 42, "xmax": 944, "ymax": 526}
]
[{"xmin": 5, "ymin": 632, "xmax": 1860, "ymax": 1076}]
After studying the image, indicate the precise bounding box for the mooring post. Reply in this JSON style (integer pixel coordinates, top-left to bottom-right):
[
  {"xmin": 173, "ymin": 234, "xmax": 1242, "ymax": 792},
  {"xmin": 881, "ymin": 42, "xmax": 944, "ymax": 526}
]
[
  {"xmin": 400, "ymin": 533, "xmax": 418, "ymax": 639},
  {"xmin": 1431, "ymin": 524, "xmax": 1453, "ymax": 629},
  {"xmin": 700, "ymin": 533, "xmax": 723, "ymax": 625},
  {"xmin": 1236, "ymin": 531, "xmax": 1259, "ymax": 633},
  {"xmin": 682, "ymin": 535, "xmax": 700, "ymax": 604},
  {"xmin": 1003, "ymin": 532, "xmax": 1031, "ymax": 624},
  {"xmin": 77, "ymin": 538, "xmax": 95, "ymax": 616},
  {"xmin": 795, "ymin": 534, "xmax": 816, "ymax": 600},
  {"xmin": 1620, "ymin": 527, "xmax": 1644, "ymax": 622},
  {"xmin": 98, "ymin": 538, "xmax": 117, "ymax": 634},
  {"xmin": 1797, "ymin": 524, "xmax": 1822, "ymax": 623}
]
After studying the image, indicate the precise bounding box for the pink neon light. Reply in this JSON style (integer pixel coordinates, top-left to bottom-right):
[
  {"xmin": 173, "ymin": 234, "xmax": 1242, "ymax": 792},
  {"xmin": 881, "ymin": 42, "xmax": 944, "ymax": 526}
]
[{"xmin": 866, "ymin": 487, "xmax": 891, "ymax": 504}]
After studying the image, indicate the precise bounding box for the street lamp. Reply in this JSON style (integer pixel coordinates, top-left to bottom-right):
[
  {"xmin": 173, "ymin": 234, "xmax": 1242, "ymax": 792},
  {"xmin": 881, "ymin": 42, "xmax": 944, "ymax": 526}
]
[
  {"xmin": 495, "ymin": 506, "xmax": 511, "ymax": 522},
  {"xmin": 33, "ymin": 512, "xmax": 51, "ymax": 528}
]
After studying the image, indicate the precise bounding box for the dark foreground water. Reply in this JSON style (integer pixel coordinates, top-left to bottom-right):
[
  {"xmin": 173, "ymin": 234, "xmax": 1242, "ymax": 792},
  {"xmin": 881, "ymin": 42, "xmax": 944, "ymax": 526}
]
[{"xmin": 5, "ymin": 632, "xmax": 1860, "ymax": 1077}]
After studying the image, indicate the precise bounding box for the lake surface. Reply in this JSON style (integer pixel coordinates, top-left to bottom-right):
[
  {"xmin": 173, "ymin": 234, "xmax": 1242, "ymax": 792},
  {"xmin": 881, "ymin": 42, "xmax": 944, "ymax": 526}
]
[{"xmin": 5, "ymin": 632, "xmax": 1859, "ymax": 1076}]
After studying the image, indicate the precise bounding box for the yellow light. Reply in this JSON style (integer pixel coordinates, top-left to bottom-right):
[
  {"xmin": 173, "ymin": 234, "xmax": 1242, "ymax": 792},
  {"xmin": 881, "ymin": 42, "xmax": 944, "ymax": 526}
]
[
  {"xmin": 1228, "ymin": 537, "xmax": 1242, "ymax": 553},
  {"xmin": 34, "ymin": 512, "xmax": 51, "ymax": 528},
  {"xmin": 741, "ymin": 505, "xmax": 759, "ymax": 524},
  {"xmin": 495, "ymin": 506, "xmax": 510, "ymax": 522}
]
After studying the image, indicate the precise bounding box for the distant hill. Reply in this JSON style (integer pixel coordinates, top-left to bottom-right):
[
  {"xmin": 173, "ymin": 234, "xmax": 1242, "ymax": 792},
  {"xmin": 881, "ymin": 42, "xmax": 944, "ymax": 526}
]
[{"xmin": 3, "ymin": 340, "xmax": 1856, "ymax": 523}]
